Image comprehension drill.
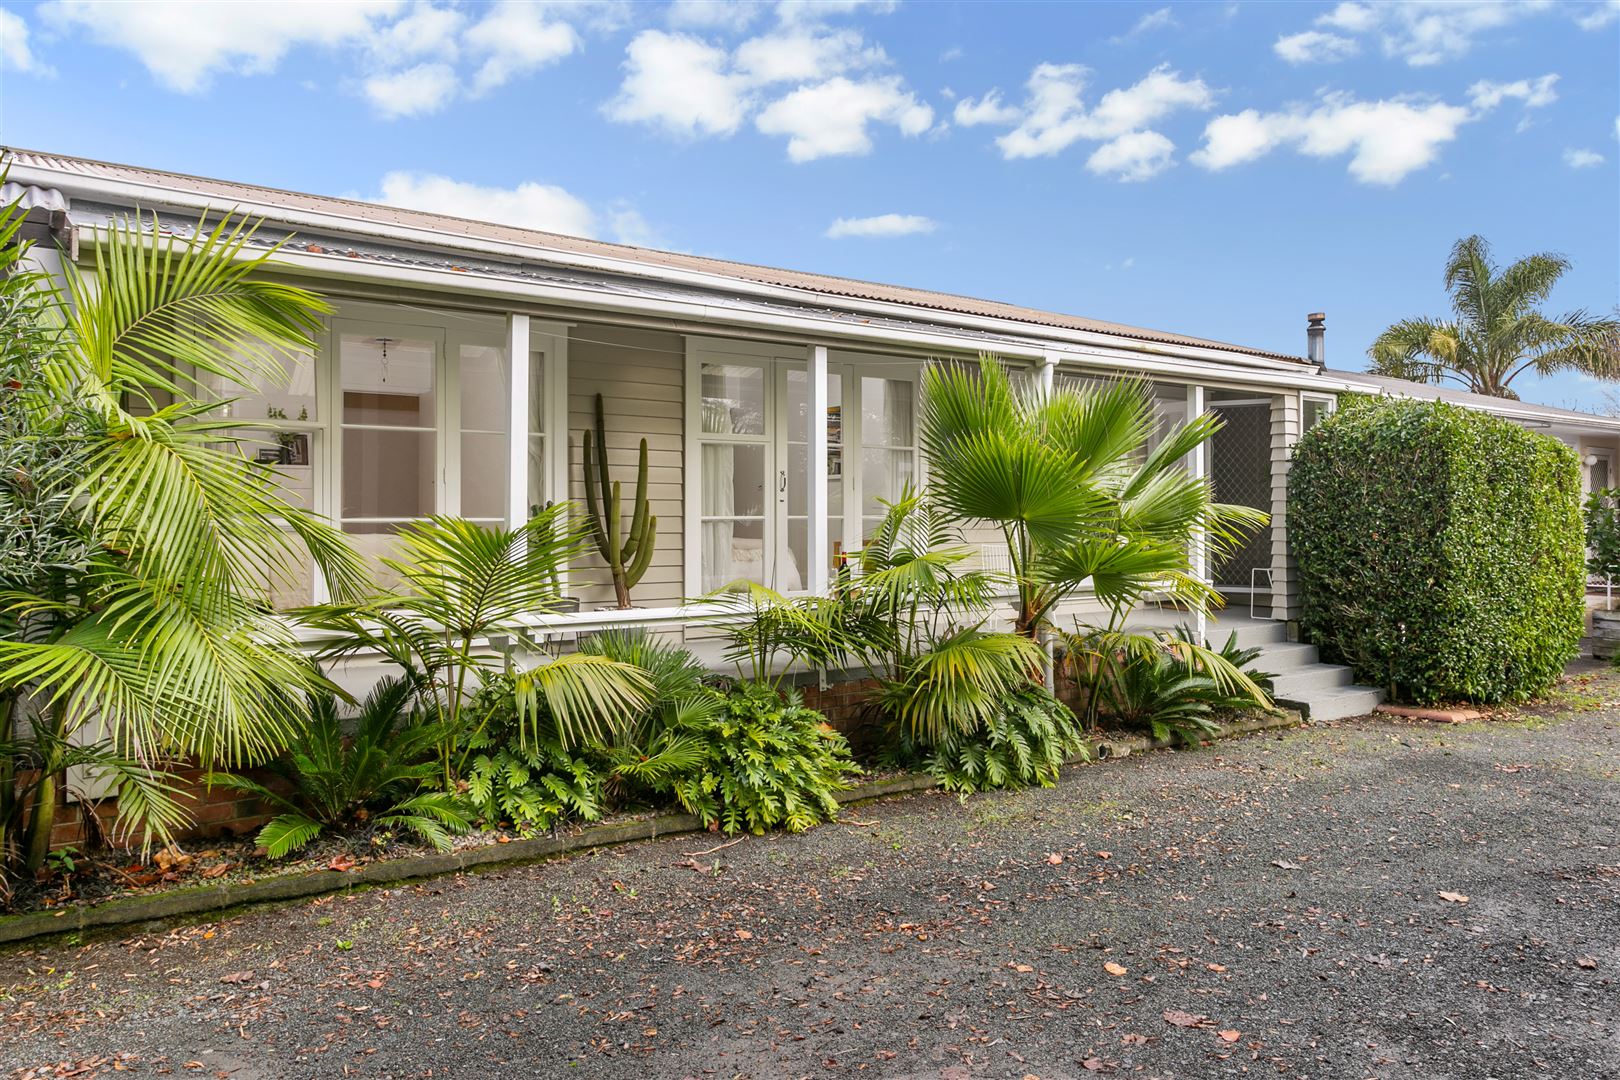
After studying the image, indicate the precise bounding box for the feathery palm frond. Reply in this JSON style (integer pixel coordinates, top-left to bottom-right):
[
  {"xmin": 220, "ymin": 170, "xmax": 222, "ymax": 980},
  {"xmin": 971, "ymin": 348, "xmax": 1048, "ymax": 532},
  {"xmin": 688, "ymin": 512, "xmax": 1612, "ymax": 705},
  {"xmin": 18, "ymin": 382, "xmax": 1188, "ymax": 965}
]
[{"xmin": 1369, "ymin": 234, "xmax": 1620, "ymax": 397}]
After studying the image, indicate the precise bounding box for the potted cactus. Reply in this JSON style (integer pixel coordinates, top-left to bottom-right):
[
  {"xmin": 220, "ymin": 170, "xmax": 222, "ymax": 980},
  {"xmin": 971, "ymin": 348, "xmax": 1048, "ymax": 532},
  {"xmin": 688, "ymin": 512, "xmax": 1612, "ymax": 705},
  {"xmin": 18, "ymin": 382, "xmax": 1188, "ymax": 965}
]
[{"xmin": 583, "ymin": 392, "xmax": 656, "ymax": 608}]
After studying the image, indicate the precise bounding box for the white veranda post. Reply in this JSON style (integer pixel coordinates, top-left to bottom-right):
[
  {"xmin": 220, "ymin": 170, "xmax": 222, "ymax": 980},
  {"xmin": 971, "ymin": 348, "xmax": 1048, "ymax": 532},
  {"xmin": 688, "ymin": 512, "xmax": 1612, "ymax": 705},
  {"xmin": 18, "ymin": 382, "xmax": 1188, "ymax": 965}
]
[
  {"xmin": 504, "ymin": 313, "xmax": 530, "ymax": 531},
  {"xmin": 1187, "ymin": 384, "xmax": 1208, "ymax": 643},
  {"xmin": 806, "ymin": 344, "xmax": 830, "ymax": 595}
]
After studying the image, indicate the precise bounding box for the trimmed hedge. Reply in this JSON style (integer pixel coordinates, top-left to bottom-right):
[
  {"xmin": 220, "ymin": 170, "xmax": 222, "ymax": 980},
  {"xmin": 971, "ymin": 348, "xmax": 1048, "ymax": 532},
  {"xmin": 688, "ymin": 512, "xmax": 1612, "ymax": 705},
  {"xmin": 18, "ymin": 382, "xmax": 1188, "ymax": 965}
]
[{"xmin": 1290, "ymin": 396, "xmax": 1584, "ymax": 705}]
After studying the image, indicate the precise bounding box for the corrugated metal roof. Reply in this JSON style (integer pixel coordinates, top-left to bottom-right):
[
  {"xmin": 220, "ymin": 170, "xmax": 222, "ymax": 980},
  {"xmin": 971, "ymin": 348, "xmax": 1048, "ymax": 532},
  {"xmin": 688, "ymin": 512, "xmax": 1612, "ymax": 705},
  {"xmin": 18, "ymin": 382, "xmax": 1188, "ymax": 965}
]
[
  {"xmin": 4, "ymin": 147, "xmax": 1307, "ymax": 364},
  {"xmin": 1323, "ymin": 367, "xmax": 1618, "ymax": 428}
]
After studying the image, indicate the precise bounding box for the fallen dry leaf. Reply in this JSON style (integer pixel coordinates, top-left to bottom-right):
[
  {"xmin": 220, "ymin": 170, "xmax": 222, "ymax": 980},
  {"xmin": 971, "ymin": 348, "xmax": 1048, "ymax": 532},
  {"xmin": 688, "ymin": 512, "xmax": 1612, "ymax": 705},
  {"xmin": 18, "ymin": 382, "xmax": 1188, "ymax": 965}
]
[
  {"xmin": 1013, "ymin": 963, "xmax": 1034, "ymax": 973},
  {"xmin": 1103, "ymin": 961, "xmax": 1128, "ymax": 976},
  {"xmin": 1206, "ymin": 963, "xmax": 1227, "ymax": 972},
  {"xmin": 1081, "ymin": 1058, "xmax": 1106, "ymax": 1072},
  {"xmin": 200, "ymin": 862, "xmax": 233, "ymax": 880},
  {"xmin": 733, "ymin": 929, "xmax": 753, "ymax": 940},
  {"xmin": 1438, "ymin": 891, "xmax": 1470, "ymax": 904},
  {"xmin": 219, "ymin": 971, "xmax": 254, "ymax": 984},
  {"xmin": 1576, "ymin": 956, "xmax": 1597, "ymax": 969},
  {"xmin": 1271, "ymin": 859, "xmax": 1302, "ymax": 870},
  {"xmin": 1120, "ymin": 1033, "xmax": 1149, "ymax": 1046},
  {"xmin": 1095, "ymin": 851, "xmax": 1112, "ymax": 859},
  {"xmin": 1218, "ymin": 1029, "xmax": 1242, "ymax": 1043},
  {"xmin": 1163, "ymin": 1009, "xmax": 1208, "ymax": 1028},
  {"xmin": 1046, "ymin": 853, "xmax": 1064, "ymax": 865}
]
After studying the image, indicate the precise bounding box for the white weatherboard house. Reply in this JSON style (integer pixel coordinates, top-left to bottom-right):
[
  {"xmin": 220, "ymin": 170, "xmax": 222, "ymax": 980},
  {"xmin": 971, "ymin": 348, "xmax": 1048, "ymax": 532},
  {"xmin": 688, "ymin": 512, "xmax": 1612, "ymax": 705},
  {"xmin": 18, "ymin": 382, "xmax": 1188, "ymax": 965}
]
[{"xmin": 8, "ymin": 149, "xmax": 1620, "ymax": 721}]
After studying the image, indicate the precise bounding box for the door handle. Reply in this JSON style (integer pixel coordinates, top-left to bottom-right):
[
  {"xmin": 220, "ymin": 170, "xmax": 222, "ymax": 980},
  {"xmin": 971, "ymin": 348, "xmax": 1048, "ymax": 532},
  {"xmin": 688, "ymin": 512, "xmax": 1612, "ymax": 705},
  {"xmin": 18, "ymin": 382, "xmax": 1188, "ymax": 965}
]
[{"xmin": 778, "ymin": 470, "xmax": 788, "ymax": 494}]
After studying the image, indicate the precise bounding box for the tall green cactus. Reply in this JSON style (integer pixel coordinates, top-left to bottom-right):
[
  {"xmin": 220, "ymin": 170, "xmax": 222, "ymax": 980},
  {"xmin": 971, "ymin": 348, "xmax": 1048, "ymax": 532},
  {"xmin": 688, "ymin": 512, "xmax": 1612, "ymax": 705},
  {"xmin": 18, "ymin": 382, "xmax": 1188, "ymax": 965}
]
[{"xmin": 582, "ymin": 392, "xmax": 656, "ymax": 608}]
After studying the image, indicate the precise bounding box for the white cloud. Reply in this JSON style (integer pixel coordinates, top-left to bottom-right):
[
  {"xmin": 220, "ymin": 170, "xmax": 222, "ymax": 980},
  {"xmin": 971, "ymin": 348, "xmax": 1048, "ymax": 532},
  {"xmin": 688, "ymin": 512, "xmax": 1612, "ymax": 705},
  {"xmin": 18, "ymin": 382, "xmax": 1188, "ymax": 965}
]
[
  {"xmin": 1273, "ymin": 30, "xmax": 1359, "ymax": 64},
  {"xmin": 41, "ymin": 0, "xmax": 400, "ymax": 92},
  {"xmin": 953, "ymin": 89, "xmax": 1021, "ymax": 127},
  {"xmin": 1575, "ymin": 1, "xmax": 1619, "ymax": 31},
  {"xmin": 373, "ymin": 171, "xmax": 601, "ymax": 239},
  {"xmin": 756, "ymin": 75, "xmax": 932, "ymax": 161},
  {"xmin": 1086, "ymin": 130, "xmax": 1176, "ymax": 181},
  {"xmin": 1193, "ymin": 93, "xmax": 1472, "ymax": 184},
  {"xmin": 463, "ymin": 0, "xmax": 580, "ymax": 95},
  {"xmin": 363, "ymin": 62, "xmax": 459, "ymax": 118},
  {"xmin": 1123, "ymin": 7, "xmax": 1178, "ymax": 36},
  {"xmin": 734, "ymin": 27, "xmax": 885, "ymax": 83},
  {"xmin": 606, "ymin": 31, "xmax": 750, "ymax": 136},
  {"xmin": 0, "ymin": 9, "xmax": 49, "ymax": 74},
  {"xmin": 1288, "ymin": 0, "xmax": 1555, "ymax": 67},
  {"xmin": 775, "ymin": 0, "xmax": 898, "ymax": 26},
  {"xmin": 969, "ymin": 62, "xmax": 1212, "ymax": 163},
  {"xmin": 1564, "ymin": 147, "xmax": 1605, "ymax": 168},
  {"xmin": 667, "ymin": 0, "xmax": 768, "ymax": 32},
  {"xmin": 607, "ymin": 19, "xmax": 926, "ymax": 161},
  {"xmin": 1317, "ymin": 2, "xmax": 1380, "ymax": 33},
  {"xmin": 1468, "ymin": 74, "xmax": 1559, "ymax": 110},
  {"xmin": 368, "ymin": 4, "xmax": 464, "ymax": 62},
  {"xmin": 825, "ymin": 213, "xmax": 938, "ymax": 238}
]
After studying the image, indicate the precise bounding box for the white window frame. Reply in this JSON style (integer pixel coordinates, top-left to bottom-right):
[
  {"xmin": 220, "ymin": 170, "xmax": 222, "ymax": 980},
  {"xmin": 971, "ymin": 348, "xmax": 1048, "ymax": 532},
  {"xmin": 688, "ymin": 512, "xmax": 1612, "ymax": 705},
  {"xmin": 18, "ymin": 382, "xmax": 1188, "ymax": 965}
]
[
  {"xmin": 1301, "ymin": 392, "xmax": 1337, "ymax": 432},
  {"xmin": 300, "ymin": 304, "xmax": 569, "ymax": 601}
]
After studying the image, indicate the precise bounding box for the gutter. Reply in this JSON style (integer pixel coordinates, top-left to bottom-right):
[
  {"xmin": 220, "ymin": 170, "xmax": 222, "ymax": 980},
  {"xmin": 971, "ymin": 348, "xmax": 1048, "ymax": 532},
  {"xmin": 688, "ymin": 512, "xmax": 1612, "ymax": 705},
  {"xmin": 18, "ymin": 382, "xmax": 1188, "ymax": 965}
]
[{"xmin": 14, "ymin": 160, "xmax": 1311, "ymax": 376}]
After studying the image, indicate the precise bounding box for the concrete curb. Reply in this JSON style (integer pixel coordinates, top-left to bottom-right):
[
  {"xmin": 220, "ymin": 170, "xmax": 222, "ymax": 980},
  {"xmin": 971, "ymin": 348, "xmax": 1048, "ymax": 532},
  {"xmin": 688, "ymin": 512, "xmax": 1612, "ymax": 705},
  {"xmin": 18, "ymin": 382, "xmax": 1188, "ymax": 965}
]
[{"xmin": 0, "ymin": 709, "xmax": 1299, "ymax": 946}]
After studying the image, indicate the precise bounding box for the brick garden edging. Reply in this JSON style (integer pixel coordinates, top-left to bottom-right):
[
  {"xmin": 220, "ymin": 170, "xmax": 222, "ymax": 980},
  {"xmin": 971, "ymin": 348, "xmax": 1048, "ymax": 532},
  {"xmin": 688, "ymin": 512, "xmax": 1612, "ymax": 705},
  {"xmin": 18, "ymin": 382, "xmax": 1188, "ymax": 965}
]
[{"xmin": 0, "ymin": 709, "xmax": 1300, "ymax": 946}]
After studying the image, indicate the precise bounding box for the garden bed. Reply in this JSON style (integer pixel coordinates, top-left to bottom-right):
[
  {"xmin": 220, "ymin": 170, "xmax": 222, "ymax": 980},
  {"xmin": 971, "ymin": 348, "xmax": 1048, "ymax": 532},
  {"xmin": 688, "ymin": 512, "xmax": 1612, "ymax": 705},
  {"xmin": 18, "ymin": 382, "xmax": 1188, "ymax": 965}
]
[{"xmin": 0, "ymin": 712, "xmax": 1298, "ymax": 944}]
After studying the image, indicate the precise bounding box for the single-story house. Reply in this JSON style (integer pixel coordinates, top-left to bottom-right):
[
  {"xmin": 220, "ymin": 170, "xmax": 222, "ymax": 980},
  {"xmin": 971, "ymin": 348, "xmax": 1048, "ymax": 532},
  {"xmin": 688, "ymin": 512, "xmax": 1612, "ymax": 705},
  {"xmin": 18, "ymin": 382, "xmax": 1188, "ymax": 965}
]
[{"xmin": 7, "ymin": 147, "xmax": 1619, "ymax": 653}]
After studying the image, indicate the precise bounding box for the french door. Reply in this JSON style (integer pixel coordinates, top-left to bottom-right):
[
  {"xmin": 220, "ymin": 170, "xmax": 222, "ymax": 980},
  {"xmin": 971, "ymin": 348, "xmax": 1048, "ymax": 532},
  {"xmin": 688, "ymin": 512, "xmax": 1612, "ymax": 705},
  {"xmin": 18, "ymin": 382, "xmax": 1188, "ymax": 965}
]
[{"xmin": 692, "ymin": 349, "xmax": 919, "ymax": 595}]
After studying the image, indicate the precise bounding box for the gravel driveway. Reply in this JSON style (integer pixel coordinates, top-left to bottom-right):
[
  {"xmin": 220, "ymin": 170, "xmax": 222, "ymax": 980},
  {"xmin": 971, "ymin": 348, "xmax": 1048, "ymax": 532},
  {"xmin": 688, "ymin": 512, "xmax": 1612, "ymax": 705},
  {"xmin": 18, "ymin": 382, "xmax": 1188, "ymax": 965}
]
[{"xmin": 4, "ymin": 689, "xmax": 1618, "ymax": 1080}]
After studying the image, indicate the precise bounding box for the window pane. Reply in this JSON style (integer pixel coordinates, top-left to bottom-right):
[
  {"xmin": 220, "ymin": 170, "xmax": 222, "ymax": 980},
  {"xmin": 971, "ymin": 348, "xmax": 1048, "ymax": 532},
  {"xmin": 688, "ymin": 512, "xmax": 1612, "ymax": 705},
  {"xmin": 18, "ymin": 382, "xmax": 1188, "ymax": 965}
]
[
  {"xmin": 461, "ymin": 431, "xmax": 507, "ymax": 521},
  {"xmin": 342, "ymin": 429, "xmax": 436, "ymax": 522},
  {"xmin": 217, "ymin": 345, "xmax": 318, "ymax": 424},
  {"xmin": 862, "ymin": 447, "xmax": 915, "ymax": 516},
  {"xmin": 862, "ymin": 377, "xmax": 913, "ymax": 447},
  {"xmin": 459, "ymin": 344, "xmax": 507, "ymax": 432},
  {"xmin": 528, "ymin": 350, "xmax": 545, "ymax": 436},
  {"xmin": 785, "ymin": 517, "xmax": 843, "ymax": 593},
  {"xmin": 527, "ymin": 434, "xmax": 546, "ymax": 513},
  {"xmin": 702, "ymin": 519, "xmax": 765, "ymax": 592},
  {"xmin": 701, "ymin": 363, "xmax": 765, "ymax": 435},
  {"xmin": 701, "ymin": 443, "xmax": 765, "ymax": 518},
  {"xmin": 341, "ymin": 334, "xmax": 436, "ymax": 426}
]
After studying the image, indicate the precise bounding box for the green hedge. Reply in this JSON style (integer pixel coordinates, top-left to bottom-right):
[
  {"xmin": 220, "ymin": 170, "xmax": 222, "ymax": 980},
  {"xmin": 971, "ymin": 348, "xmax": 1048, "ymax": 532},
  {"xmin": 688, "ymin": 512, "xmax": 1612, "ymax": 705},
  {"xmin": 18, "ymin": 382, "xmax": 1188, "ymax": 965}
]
[{"xmin": 1289, "ymin": 396, "xmax": 1584, "ymax": 704}]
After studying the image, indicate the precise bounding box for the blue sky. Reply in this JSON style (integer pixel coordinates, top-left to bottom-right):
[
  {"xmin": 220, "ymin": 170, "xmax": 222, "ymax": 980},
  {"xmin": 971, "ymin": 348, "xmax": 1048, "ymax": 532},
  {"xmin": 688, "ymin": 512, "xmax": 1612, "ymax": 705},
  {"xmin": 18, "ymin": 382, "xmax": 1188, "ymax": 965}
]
[{"xmin": 1, "ymin": 0, "xmax": 1616, "ymax": 407}]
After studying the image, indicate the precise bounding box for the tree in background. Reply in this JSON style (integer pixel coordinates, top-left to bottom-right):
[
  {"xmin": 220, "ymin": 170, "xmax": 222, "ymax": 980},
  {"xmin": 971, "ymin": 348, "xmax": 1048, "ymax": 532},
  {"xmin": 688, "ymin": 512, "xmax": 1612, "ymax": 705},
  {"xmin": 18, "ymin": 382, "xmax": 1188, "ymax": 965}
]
[{"xmin": 1369, "ymin": 235, "xmax": 1620, "ymax": 399}]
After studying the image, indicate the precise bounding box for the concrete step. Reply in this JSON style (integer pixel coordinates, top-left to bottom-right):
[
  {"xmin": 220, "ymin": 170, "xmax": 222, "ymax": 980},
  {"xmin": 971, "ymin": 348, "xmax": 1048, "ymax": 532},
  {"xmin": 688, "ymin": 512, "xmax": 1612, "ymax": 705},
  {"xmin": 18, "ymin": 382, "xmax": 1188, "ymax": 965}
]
[
  {"xmin": 1253, "ymin": 641, "xmax": 1319, "ymax": 670},
  {"xmin": 1186, "ymin": 620, "xmax": 1289, "ymax": 650},
  {"xmin": 1269, "ymin": 665, "xmax": 1354, "ymax": 699},
  {"xmin": 1287, "ymin": 685, "xmax": 1386, "ymax": 723}
]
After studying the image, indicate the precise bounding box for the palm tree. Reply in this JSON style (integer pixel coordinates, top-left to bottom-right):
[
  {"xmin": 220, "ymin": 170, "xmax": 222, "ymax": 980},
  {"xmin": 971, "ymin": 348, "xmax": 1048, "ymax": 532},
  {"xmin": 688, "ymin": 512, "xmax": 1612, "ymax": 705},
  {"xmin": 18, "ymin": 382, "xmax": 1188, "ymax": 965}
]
[
  {"xmin": 0, "ymin": 201, "xmax": 365, "ymax": 875},
  {"xmin": 920, "ymin": 356, "xmax": 1266, "ymax": 639},
  {"xmin": 295, "ymin": 509, "xmax": 653, "ymax": 788},
  {"xmin": 1369, "ymin": 235, "xmax": 1620, "ymax": 398}
]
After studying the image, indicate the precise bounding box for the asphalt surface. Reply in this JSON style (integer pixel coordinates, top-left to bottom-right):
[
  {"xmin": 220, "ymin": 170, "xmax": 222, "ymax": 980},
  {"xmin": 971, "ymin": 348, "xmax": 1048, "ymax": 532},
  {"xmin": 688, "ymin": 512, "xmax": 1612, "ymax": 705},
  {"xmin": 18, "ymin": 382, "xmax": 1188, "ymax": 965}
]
[{"xmin": 3, "ymin": 693, "xmax": 1617, "ymax": 1080}]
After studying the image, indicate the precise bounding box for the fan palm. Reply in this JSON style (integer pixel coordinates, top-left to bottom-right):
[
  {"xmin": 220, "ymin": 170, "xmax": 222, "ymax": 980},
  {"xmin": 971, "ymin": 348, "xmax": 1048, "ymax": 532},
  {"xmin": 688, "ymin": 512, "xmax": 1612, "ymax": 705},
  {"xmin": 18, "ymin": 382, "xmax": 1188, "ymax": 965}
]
[
  {"xmin": 920, "ymin": 356, "xmax": 1267, "ymax": 638},
  {"xmin": 296, "ymin": 509, "xmax": 653, "ymax": 787},
  {"xmin": 0, "ymin": 198, "xmax": 364, "ymax": 876},
  {"xmin": 1369, "ymin": 235, "xmax": 1620, "ymax": 398}
]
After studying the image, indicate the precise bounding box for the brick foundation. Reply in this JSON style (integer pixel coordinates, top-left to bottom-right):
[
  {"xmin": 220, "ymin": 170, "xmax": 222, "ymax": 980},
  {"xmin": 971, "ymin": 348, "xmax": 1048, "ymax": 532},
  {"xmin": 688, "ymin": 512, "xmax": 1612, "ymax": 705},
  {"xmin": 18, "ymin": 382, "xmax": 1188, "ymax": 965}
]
[{"xmin": 41, "ymin": 765, "xmax": 287, "ymax": 855}]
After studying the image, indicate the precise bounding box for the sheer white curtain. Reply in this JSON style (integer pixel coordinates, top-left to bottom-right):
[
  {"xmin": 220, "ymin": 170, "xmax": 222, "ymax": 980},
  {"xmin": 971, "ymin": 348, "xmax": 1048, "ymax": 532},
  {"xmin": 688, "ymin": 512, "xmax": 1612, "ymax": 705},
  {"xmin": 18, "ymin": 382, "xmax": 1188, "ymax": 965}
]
[{"xmin": 701, "ymin": 400, "xmax": 736, "ymax": 592}]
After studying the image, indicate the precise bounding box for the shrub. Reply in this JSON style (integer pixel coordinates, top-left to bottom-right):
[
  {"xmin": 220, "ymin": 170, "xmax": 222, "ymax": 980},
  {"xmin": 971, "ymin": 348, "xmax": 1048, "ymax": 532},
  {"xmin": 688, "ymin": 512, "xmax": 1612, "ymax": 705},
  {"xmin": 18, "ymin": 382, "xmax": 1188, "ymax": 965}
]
[
  {"xmin": 1290, "ymin": 396, "xmax": 1584, "ymax": 704},
  {"xmin": 208, "ymin": 678, "xmax": 470, "ymax": 857},
  {"xmin": 459, "ymin": 677, "xmax": 604, "ymax": 834},
  {"xmin": 912, "ymin": 686, "xmax": 1088, "ymax": 794},
  {"xmin": 647, "ymin": 682, "xmax": 859, "ymax": 834}
]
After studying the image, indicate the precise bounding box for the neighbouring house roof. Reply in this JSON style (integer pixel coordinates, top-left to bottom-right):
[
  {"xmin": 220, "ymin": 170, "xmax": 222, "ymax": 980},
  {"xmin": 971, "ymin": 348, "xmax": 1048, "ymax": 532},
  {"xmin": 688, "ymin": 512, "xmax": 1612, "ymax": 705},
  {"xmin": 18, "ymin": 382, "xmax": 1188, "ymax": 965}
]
[
  {"xmin": 1324, "ymin": 366, "xmax": 1620, "ymax": 431},
  {"xmin": 2, "ymin": 147, "xmax": 1307, "ymax": 365}
]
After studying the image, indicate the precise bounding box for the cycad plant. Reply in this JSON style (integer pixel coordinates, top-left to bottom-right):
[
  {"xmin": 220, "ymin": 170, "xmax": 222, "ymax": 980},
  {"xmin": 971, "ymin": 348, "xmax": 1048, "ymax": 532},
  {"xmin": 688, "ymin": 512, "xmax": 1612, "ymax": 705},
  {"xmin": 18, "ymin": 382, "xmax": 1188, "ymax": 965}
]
[
  {"xmin": 920, "ymin": 356, "xmax": 1267, "ymax": 639},
  {"xmin": 296, "ymin": 509, "xmax": 653, "ymax": 787},
  {"xmin": 0, "ymin": 199, "xmax": 363, "ymax": 876},
  {"xmin": 207, "ymin": 677, "xmax": 469, "ymax": 857},
  {"xmin": 1369, "ymin": 235, "xmax": 1620, "ymax": 398}
]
